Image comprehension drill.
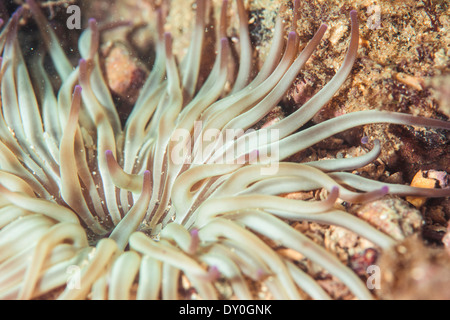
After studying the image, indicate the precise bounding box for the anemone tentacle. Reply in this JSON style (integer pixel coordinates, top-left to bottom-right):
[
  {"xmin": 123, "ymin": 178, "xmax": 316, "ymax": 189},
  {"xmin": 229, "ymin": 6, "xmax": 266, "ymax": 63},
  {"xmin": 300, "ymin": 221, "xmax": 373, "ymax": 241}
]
[{"xmin": 0, "ymin": 0, "xmax": 448, "ymax": 300}]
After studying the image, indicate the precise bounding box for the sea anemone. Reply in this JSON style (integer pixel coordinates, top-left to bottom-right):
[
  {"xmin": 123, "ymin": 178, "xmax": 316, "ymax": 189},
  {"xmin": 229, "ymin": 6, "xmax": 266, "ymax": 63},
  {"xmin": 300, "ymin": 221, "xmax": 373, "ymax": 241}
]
[{"xmin": 0, "ymin": 0, "xmax": 448, "ymax": 300}]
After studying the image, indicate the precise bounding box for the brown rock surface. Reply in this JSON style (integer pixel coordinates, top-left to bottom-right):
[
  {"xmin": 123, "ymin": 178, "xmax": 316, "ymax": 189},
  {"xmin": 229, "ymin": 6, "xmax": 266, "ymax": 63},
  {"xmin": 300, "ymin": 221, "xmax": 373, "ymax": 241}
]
[{"xmin": 377, "ymin": 236, "xmax": 450, "ymax": 300}]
